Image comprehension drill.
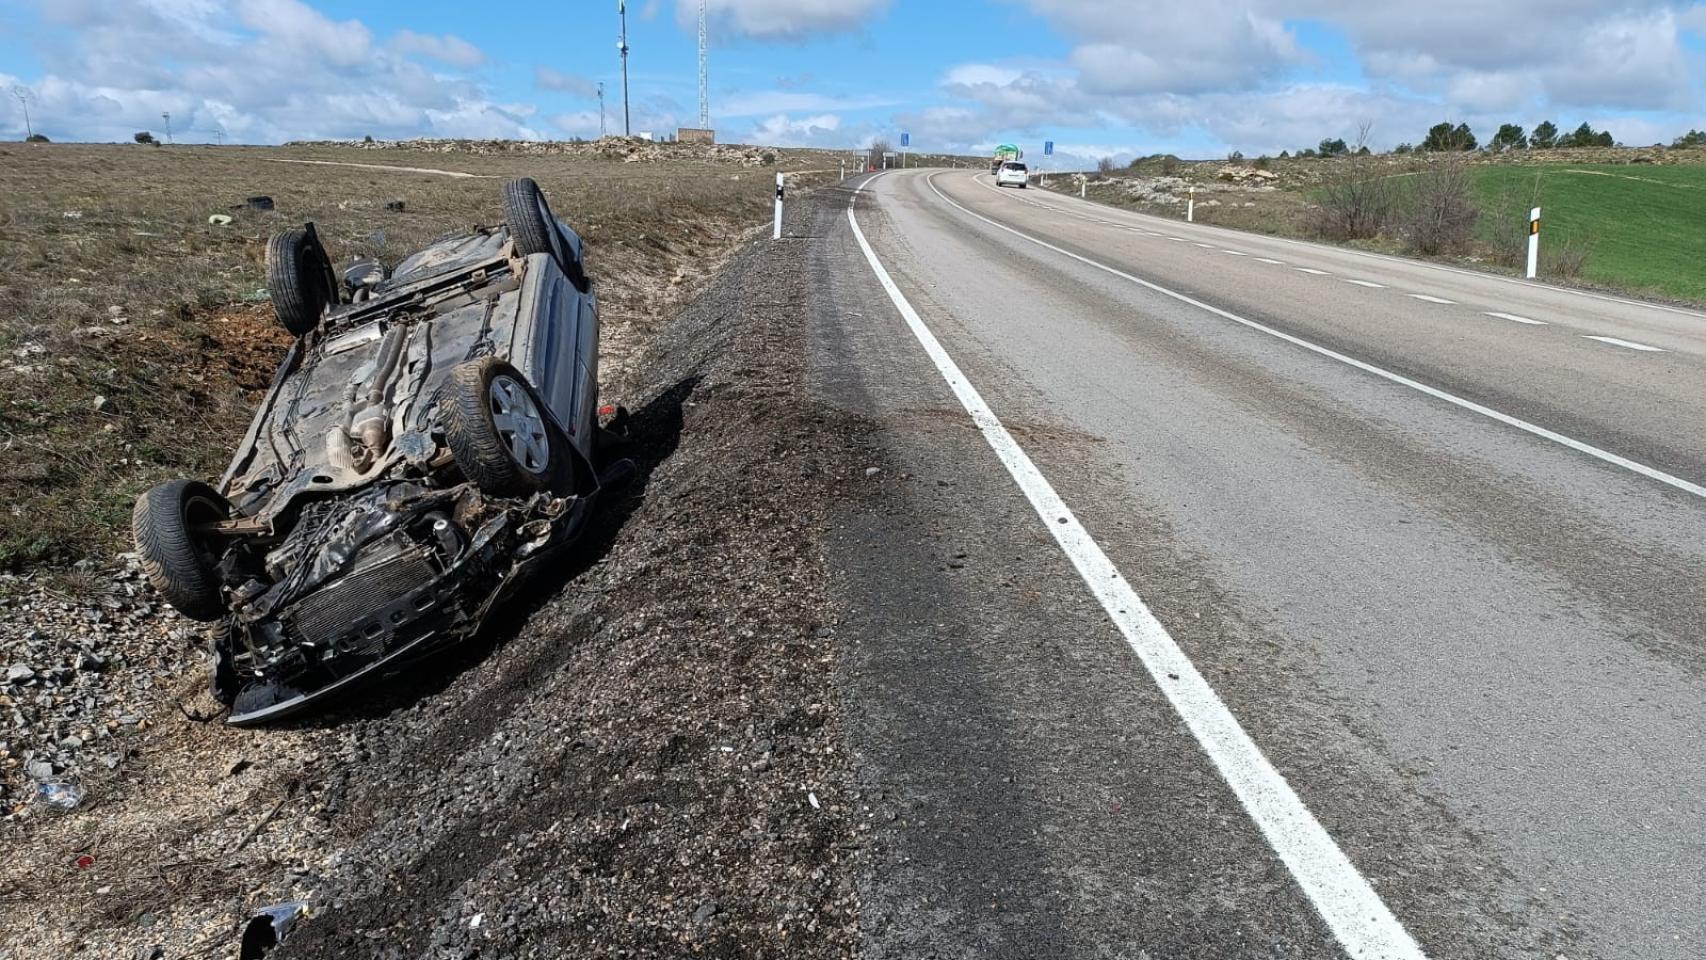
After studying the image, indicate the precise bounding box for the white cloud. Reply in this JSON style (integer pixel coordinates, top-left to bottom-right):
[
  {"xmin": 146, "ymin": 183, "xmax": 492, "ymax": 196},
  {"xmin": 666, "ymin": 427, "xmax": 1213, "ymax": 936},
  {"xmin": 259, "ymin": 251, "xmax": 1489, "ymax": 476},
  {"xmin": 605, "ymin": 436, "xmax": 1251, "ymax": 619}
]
[
  {"xmin": 717, "ymin": 90, "xmax": 898, "ymax": 116},
  {"xmin": 535, "ymin": 66, "xmax": 599, "ymax": 97},
  {"xmin": 3, "ymin": 0, "xmax": 541, "ymax": 143},
  {"xmin": 749, "ymin": 111, "xmax": 843, "ymax": 146},
  {"xmin": 392, "ymin": 29, "xmax": 487, "ymax": 69},
  {"xmin": 683, "ymin": 0, "xmax": 890, "ymax": 39}
]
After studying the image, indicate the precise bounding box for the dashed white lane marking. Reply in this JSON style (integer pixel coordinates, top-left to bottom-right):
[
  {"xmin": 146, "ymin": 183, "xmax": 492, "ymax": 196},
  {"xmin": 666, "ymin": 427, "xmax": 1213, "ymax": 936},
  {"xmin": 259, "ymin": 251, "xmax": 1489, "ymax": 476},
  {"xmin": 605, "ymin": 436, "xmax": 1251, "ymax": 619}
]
[
  {"xmin": 1345, "ymin": 279, "xmax": 1385, "ymax": 288},
  {"xmin": 922, "ymin": 170, "xmax": 1706, "ymax": 501},
  {"xmin": 1254, "ymin": 257, "xmax": 1285, "ymax": 265},
  {"xmin": 1222, "ymin": 250, "xmax": 1248, "ymax": 256},
  {"xmin": 1168, "ymin": 237, "xmax": 1189, "ymax": 242},
  {"xmin": 1194, "ymin": 242, "xmax": 1217, "ymax": 248},
  {"xmin": 1484, "ymin": 312, "xmax": 1548, "ymax": 326},
  {"xmin": 1584, "ymin": 335, "xmax": 1666, "ymax": 352},
  {"xmin": 1408, "ymin": 294, "xmax": 1456, "ymax": 304},
  {"xmin": 856, "ymin": 172, "xmax": 1432, "ymax": 960},
  {"xmin": 1296, "ymin": 268, "xmax": 1331, "ymax": 276}
]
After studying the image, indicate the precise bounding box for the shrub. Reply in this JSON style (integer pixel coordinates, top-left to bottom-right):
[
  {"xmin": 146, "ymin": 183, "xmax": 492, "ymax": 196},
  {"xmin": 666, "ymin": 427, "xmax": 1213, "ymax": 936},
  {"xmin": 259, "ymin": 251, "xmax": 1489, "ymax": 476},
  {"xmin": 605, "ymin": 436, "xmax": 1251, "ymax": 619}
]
[
  {"xmin": 1253, "ymin": 155, "xmax": 1271, "ymax": 170},
  {"xmin": 867, "ymin": 139, "xmax": 891, "ymax": 169},
  {"xmin": 1318, "ymin": 137, "xmax": 1349, "ymax": 157},
  {"xmin": 24, "ymin": 133, "xmax": 49, "ymax": 143},
  {"xmin": 1403, "ymin": 158, "xmax": 1478, "ymax": 255},
  {"xmin": 1673, "ymin": 129, "xmax": 1706, "ymax": 148},
  {"xmin": 1308, "ymin": 135, "xmax": 1393, "ymax": 241},
  {"xmin": 1226, "ymin": 150, "xmax": 1245, "ymax": 163},
  {"xmin": 1159, "ymin": 154, "xmax": 1179, "ymax": 175},
  {"xmin": 1542, "ymin": 236, "xmax": 1593, "ymax": 279},
  {"xmin": 134, "ymin": 131, "xmax": 156, "ymax": 145},
  {"xmin": 1096, "ymin": 155, "xmax": 1117, "ymax": 174},
  {"xmin": 1392, "ymin": 142, "xmax": 1414, "ymax": 155}
]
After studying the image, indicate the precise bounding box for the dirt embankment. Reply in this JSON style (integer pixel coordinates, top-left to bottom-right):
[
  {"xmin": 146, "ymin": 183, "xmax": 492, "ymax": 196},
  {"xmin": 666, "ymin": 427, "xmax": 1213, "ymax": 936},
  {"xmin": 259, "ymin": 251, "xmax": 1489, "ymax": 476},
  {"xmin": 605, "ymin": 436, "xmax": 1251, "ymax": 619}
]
[{"xmin": 1, "ymin": 187, "xmax": 875, "ymax": 958}]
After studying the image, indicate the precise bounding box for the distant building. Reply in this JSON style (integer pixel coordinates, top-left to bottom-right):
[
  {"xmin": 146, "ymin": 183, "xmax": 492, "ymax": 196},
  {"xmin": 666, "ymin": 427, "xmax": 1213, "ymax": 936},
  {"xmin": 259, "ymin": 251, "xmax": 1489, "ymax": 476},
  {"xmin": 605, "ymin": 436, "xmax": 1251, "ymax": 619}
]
[{"xmin": 678, "ymin": 127, "xmax": 715, "ymax": 144}]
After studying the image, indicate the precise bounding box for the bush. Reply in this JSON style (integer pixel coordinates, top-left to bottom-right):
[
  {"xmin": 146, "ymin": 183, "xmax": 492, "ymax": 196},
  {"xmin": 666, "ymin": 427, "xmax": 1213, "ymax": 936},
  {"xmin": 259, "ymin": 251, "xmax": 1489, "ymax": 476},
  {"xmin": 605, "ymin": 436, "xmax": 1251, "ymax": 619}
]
[
  {"xmin": 1392, "ymin": 142, "xmax": 1414, "ymax": 155},
  {"xmin": 1673, "ymin": 129, "xmax": 1706, "ymax": 148},
  {"xmin": 1308, "ymin": 151, "xmax": 1393, "ymax": 241},
  {"xmin": 1318, "ymin": 137, "xmax": 1349, "ymax": 157},
  {"xmin": 1096, "ymin": 155, "xmax": 1117, "ymax": 174},
  {"xmin": 1159, "ymin": 154, "xmax": 1179, "ymax": 175},
  {"xmin": 24, "ymin": 133, "xmax": 49, "ymax": 143},
  {"xmin": 1542, "ymin": 236, "xmax": 1593, "ymax": 279},
  {"xmin": 1226, "ymin": 150, "xmax": 1245, "ymax": 163},
  {"xmin": 134, "ymin": 131, "xmax": 157, "ymax": 145},
  {"xmin": 1403, "ymin": 159, "xmax": 1478, "ymax": 255},
  {"xmin": 867, "ymin": 139, "xmax": 891, "ymax": 170},
  {"xmin": 1253, "ymin": 155, "xmax": 1271, "ymax": 170}
]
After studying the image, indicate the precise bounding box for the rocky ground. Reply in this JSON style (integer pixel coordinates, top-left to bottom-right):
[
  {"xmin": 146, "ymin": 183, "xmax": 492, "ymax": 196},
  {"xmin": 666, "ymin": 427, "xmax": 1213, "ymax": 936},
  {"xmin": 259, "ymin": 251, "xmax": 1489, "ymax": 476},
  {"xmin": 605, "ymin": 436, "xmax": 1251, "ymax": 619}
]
[{"xmin": 0, "ymin": 187, "xmax": 873, "ymax": 959}]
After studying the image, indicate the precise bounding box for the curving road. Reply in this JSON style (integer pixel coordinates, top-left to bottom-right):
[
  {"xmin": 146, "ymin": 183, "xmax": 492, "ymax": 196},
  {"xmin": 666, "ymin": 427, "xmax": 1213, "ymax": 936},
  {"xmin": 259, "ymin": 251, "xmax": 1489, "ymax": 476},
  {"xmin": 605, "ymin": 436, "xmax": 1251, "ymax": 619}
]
[{"xmin": 812, "ymin": 169, "xmax": 1706, "ymax": 959}]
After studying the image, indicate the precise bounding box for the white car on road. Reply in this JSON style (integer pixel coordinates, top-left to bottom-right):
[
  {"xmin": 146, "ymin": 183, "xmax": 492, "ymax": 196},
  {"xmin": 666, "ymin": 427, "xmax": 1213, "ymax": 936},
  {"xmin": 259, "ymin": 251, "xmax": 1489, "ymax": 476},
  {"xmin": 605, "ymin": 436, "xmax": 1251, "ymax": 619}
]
[{"xmin": 994, "ymin": 161, "xmax": 1029, "ymax": 188}]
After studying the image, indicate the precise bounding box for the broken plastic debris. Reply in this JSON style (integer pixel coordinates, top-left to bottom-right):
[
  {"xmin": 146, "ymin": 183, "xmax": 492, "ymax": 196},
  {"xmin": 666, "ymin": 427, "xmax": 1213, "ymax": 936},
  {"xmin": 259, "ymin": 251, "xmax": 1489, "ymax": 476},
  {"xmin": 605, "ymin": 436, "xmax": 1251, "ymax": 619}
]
[
  {"xmin": 36, "ymin": 781, "xmax": 83, "ymax": 811},
  {"xmin": 75, "ymin": 854, "xmax": 95, "ymax": 869},
  {"xmin": 469, "ymin": 913, "xmax": 484, "ymax": 929},
  {"xmin": 208, "ymin": 214, "xmax": 234, "ymax": 226},
  {"xmin": 239, "ymin": 901, "xmax": 310, "ymax": 960},
  {"xmin": 808, "ymin": 792, "xmax": 821, "ymax": 810}
]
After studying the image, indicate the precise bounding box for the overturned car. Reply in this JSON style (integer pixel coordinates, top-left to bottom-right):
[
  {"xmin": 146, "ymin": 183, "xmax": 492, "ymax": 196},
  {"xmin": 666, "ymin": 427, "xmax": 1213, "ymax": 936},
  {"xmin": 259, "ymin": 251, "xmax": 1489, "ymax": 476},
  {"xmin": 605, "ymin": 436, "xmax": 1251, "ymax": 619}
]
[{"xmin": 133, "ymin": 179, "xmax": 629, "ymax": 725}]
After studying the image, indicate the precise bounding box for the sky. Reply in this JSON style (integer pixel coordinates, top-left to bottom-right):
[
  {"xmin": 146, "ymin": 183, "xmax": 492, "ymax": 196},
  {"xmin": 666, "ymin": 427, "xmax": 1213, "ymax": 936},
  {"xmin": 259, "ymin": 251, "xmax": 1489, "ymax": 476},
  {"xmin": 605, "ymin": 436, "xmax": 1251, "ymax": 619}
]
[{"xmin": 2, "ymin": 0, "xmax": 1705, "ymax": 168}]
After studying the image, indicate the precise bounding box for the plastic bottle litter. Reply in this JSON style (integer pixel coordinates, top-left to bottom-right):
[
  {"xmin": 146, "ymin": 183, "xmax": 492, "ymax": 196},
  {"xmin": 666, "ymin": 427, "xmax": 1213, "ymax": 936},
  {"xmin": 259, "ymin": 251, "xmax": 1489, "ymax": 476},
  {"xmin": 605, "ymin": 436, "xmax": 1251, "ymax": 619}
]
[{"xmin": 36, "ymin": 781, "xmax": 83, "ymax": 811}]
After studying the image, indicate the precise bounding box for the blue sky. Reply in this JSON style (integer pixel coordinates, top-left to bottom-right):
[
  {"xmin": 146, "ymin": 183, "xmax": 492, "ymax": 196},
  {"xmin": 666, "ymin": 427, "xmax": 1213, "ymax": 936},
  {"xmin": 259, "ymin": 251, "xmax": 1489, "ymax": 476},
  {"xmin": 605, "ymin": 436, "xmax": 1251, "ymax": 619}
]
[{"xmin": 3, "ymin": 0, "xmax": 1705, "ymax": 167}]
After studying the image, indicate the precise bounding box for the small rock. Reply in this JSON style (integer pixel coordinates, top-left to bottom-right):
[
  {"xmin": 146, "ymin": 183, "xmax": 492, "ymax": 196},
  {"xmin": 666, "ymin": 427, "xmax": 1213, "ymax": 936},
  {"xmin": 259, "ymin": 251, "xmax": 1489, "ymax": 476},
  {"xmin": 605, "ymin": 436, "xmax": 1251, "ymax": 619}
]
[
  {"xmin": 691, "ymin": 901, "xmax": 719, "ymax": 923},
  {"xmin": 5, "ymin": 664, "xmax": 34, "ymax": 683},
  {"xmin": 93, "ymin": 395, "xmax": 109, "ymax": 412},
  {"xmin": 864, "ymin": 467, "xmax": 881, "ymax": 478}
]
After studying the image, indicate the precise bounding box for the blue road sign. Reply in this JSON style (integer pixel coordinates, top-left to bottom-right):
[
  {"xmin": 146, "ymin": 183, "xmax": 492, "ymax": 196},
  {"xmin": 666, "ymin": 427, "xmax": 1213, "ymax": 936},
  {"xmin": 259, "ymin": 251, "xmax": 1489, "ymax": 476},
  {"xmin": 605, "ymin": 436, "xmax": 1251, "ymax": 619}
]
[
  {"xmin": 1044, "ymin": 140, "xmax": 1054, "ymax": 156},
  {"xmin": 901, "ymin": 132, "xmax": 910, "ymax": 147}
]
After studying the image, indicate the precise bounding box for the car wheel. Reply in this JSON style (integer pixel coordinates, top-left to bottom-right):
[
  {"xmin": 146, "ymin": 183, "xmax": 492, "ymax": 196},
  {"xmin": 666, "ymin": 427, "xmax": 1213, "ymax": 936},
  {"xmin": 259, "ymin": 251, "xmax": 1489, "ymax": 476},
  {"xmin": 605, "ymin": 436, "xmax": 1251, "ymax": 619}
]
[
  {"xmin": 503, "ymin": 178, "xmax": 589, "ymax": 292},
  {"xmin": 442, "ymin": 357, "xmax": 563, "ymax": 496},
  {"xmin": 133, "ymin": 479, "xmax": 230, "ymax": 621},
  {"xmin": 266, "ymin": 225, "xmax": 335, "ymax": 337}
]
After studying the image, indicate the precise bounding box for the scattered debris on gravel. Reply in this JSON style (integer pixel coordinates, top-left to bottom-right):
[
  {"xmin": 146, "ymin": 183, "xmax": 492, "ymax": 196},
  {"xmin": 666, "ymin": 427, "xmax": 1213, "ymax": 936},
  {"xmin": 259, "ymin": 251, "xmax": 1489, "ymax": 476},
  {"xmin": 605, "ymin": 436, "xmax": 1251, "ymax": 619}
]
[{"xmin": 290, "ymin": 136, "xmax": 800, "ymax": 168}]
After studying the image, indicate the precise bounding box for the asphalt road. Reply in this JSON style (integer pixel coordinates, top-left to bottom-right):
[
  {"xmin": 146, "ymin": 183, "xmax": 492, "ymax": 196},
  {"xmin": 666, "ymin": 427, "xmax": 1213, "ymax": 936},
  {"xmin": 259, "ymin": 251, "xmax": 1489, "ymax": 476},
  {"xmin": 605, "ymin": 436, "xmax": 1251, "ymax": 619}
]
[{"xmin": 809, "ymin": 170, "xmax": 1706, "ymax": 959}]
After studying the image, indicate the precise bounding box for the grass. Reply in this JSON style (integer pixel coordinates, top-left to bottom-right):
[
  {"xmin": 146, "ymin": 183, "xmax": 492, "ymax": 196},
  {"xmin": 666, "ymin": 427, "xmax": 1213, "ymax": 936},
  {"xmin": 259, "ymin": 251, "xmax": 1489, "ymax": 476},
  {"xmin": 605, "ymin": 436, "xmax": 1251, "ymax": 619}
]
[
  {"xmin": 1050, "ymin": 149, "xmax": 1706, "ymax": 305},
  {"xmin": 1469, "ymin": 163, "xmax": 1706, "ymax": 301},
  {"xmin": 0, "ymin": 142, "xmax": 838, "ymax": 570}
]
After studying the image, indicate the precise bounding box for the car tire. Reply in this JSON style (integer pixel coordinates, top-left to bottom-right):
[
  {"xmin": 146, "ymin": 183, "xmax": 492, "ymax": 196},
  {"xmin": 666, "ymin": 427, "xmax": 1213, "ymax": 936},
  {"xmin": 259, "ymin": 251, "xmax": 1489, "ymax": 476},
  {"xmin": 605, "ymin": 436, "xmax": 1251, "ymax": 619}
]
[
  {"xmin": 441, "ymin": 357, "xmax": 563, "ymax": 496},
  {"xmin": 502, "ymin": 177, "xmax": 589, "ymax": 292},
  {"xmin": 266, "ymin": 226, "xmax": 335, "ymax": 337},
  {"xmin": 133, "ymin": 479, "xmax": 230, "ymax": 622}
]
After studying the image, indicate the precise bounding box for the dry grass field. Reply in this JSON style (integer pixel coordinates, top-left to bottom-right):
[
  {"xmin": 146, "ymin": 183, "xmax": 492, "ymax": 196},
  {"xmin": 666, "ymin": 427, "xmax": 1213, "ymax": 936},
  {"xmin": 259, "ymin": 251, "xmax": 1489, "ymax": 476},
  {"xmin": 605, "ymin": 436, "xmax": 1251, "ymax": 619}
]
[{"xmin": 0, "ymin": 141, "xmax": 835, "ymax": 572}]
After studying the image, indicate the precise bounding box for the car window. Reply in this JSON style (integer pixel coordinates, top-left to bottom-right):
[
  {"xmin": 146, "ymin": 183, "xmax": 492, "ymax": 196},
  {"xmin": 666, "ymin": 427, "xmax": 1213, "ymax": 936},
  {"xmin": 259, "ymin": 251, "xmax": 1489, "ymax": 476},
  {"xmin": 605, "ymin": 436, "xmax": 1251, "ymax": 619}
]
[{"xmin": 1004, "ymin": 163, "xmax": 1027, "ymax": 172}]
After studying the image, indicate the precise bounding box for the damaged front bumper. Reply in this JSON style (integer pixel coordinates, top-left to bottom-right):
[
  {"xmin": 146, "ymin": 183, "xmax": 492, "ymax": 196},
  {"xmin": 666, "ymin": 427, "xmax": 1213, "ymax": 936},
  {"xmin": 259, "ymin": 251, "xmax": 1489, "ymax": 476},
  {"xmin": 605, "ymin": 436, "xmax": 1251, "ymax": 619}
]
[{"xmin": 217, "ymin": 487, "xmax": 594, "ymax": 726}]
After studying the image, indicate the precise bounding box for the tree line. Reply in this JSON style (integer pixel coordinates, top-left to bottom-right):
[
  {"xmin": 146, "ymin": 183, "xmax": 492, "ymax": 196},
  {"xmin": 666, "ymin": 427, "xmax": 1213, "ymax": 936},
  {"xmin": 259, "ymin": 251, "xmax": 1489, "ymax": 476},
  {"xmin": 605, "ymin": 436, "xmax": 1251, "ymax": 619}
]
[{"xmin": 1276, "ymin": 120, "xmax": 1706, "ymax": 159}]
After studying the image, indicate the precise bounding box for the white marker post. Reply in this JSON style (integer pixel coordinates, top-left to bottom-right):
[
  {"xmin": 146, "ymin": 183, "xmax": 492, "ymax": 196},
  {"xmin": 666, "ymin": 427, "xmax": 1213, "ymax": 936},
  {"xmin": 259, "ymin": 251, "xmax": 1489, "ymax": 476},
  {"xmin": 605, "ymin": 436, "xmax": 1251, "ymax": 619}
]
[
  {"xmin": 839, "ymin": 159, "xmax": 845, "ymax": 181},
  {"xmin": 1080, "ymin": 178, "xmax": 1086, "ymax": 198},
  {"xmin": 1526, "ymin": 206, "xmax": 1541, "ymax": 279},
  {"xmin": 1187, "ymin": 186, "xmax": 1196, "ymax": 223},
  {"xmin": 773, "ymin": 173, "xmax": 785, "ymax": 241}
]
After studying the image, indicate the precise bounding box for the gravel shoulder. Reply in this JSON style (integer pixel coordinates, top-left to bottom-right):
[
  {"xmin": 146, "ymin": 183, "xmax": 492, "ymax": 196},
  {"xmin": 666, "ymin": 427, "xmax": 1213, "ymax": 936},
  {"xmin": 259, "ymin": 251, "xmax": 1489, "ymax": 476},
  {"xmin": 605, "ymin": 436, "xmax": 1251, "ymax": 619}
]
[{"xmin": 1, "ymin": 186, "xmax": 872, "ymax": 959}]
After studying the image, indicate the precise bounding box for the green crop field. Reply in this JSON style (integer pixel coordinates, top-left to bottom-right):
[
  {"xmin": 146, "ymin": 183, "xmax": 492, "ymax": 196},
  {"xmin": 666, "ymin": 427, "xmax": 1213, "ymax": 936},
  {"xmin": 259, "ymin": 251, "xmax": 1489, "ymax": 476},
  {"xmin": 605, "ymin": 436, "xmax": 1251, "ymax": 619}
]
[{"xmin": 1469, "ymin": 163, "xmax": 1706, "ymax": 302}]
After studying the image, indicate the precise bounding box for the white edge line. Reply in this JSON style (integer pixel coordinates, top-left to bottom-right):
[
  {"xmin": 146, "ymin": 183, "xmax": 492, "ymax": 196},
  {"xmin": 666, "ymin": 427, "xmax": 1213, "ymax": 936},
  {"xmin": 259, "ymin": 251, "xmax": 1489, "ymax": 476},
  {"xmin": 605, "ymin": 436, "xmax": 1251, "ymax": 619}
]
[
  {"xmin": 998, "ymin": 172, "xmax": 1706, "ymax": 323},
  {"xmin": 922, "ymin": 171, "xmax": 1706, "ymax": 501},
  {"xmin": 1484, "ymin": 312, "xmax": 1547, "ymax": 326},
  {"xmin": 849, "ymin": 172, "xmax": 1429, "ymax": 960},
  {"xmin": 1584, "ymin": 335, "xmax": 1666, "ymax": 353}
]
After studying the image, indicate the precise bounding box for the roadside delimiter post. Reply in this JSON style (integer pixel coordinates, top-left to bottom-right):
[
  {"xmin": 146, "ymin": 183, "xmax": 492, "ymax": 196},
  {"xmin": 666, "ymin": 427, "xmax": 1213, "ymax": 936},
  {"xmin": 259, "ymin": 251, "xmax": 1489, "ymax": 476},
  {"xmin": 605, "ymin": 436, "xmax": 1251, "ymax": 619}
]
[
  {"xmin": 1526, "ymin": 207, "xmax": 1541, "ymax": 279},
  {"xmin": 774, "ymin": 173, "xmax": 785, "ymax": 241}
]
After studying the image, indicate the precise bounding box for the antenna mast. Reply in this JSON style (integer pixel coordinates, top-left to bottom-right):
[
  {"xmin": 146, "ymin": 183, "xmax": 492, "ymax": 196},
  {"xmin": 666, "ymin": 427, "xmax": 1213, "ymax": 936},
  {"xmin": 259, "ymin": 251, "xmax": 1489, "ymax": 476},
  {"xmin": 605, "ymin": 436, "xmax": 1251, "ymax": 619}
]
[
  {"xmin": 12, "ymin": 87, "xmax": 32, "ymax": 139},
  {"xmin": 697, "ymin": 0, "xmax": 709, "ymax": 129},
  {"xmin": 617, "ymin": 0, "xmax": 631, "ymax": 136},
  {"xmin": 597, "ymin": 82, "xmax": 607, "ymax": 139}
]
